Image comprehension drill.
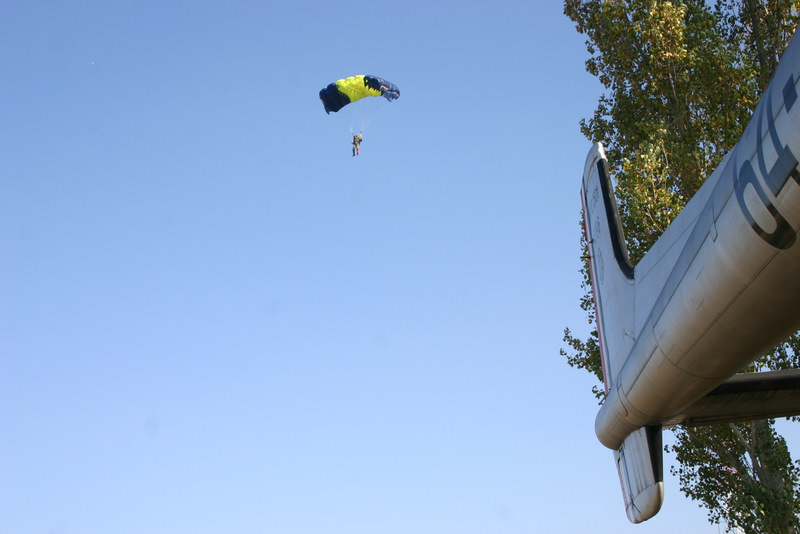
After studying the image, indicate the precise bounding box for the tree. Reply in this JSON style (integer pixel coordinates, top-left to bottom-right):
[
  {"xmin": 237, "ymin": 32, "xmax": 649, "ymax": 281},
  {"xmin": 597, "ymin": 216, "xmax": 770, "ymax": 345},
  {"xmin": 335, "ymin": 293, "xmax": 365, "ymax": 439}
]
[{"xmin": 563, "ymin": 1, "xmax": 800, "ymax": 531}]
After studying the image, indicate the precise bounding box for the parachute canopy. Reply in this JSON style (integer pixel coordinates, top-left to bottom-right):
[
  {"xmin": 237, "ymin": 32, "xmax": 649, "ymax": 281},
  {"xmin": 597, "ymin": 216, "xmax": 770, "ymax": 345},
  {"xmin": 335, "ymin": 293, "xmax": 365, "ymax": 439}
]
[{"xmin": 319, "ymin": 75, "xmax": 400, "ymax": 114}]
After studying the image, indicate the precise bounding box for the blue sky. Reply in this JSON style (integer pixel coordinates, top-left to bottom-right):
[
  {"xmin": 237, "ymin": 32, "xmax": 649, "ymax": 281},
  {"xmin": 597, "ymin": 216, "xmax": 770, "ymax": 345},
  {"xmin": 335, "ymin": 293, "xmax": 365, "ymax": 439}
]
[{"xmin": 1, "ymin": 1, "xmax": 797, "ymax": 533}]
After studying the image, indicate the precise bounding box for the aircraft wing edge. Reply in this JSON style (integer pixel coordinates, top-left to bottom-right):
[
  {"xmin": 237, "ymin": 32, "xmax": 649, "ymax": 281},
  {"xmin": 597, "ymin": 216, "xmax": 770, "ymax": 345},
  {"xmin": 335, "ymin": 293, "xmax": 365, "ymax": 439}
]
[{"xmin": 665, "ymin": 369, "xmax": 800, "ymax": 427}]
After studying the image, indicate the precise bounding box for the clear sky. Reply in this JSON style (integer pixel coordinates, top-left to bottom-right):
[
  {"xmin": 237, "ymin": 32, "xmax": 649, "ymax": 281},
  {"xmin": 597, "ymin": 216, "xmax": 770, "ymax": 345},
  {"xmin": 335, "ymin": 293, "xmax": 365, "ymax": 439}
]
[{"xmin": 1, "ymin": 1, "xmax": 797, "ymax": 533}]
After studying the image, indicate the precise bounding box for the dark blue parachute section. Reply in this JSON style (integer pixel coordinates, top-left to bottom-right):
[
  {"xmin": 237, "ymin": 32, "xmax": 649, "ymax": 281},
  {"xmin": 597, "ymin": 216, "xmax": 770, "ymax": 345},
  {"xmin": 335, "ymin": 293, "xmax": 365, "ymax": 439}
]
[
  {"xmin": 364, "ymin": 75, "xmax": 400, "ymax": 101},
  {"xmin": 319, "ymin": 83, "xmax": 351, "ymax": 114}
]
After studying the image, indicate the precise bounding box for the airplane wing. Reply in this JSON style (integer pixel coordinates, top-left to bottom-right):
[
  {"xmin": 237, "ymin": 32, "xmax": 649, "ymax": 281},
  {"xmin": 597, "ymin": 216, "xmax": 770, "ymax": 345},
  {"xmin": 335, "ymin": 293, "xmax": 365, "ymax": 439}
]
[{"xmin": 667, "ymin": 369, "xmax": 800, "ymax": 427}]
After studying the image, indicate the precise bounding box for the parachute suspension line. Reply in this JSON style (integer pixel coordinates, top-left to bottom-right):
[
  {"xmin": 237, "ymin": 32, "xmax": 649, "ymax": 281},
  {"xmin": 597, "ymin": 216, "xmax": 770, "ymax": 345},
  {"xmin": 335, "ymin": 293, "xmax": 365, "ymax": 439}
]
[
  {"xmin": 343, "ymin": 97, "xmax": 388, "ymax": 136},
  {"xmin": 358, "ymin": 97, "xmax": 389, "ymax": 134}
]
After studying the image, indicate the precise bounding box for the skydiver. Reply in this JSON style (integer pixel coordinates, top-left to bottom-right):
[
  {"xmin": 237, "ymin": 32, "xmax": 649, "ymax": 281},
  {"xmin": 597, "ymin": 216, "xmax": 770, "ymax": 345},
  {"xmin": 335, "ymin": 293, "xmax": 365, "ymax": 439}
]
[{"xmin": 352, "ymin": 133, "xmax": 363, "ymax": 156}]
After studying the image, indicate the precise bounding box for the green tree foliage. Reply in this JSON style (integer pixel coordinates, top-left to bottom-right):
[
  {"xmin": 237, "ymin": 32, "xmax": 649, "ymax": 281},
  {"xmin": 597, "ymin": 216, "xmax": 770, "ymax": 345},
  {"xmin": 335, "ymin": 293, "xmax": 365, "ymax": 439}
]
[
  {"xmin": 671, "ymin": 418, "xmax": 800, "ymax": 533},
  {"xmin": 563, "ymin": 1, "xmax": 800, "ymax": 531}
]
